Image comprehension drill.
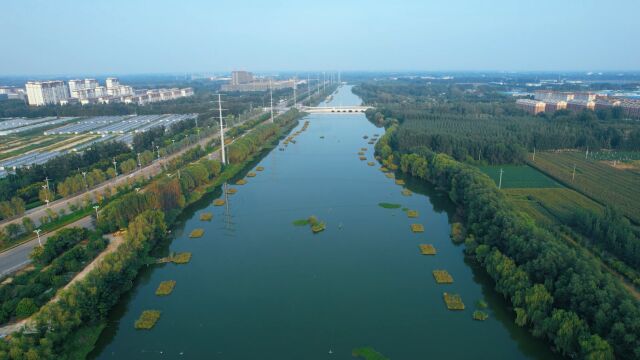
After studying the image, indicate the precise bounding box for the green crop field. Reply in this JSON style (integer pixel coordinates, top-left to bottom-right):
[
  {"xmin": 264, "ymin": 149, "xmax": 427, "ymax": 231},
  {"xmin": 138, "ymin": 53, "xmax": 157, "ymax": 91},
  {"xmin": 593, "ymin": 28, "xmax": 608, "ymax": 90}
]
[
  {"xmin": 477, "ymin": 165, "xmax": 561, "ymax": 189},
  {"xmin": 505, "ymin": 188, "xmax": 603, "ymax": 226},
  {"xmin": 529, "ymin": 151, "xmax": 640, "ymax": 224}
]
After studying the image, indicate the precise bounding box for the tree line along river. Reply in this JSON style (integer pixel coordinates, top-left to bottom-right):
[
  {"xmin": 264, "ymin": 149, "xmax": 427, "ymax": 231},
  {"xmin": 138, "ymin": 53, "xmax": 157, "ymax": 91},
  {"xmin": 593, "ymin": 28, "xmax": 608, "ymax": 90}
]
[{"xmin": 91, "ymin": 86, "xmax": 557, "ymax": 359}]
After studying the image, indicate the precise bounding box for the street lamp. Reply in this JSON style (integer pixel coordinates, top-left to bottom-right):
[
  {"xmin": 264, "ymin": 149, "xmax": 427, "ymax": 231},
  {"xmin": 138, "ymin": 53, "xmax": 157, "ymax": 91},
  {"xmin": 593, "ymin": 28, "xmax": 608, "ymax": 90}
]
[
  {"xmin": 93, "ymin": 205, "xmax": 100, "ymax": 219},
  {"xmin": 33, "ymin": 229, "xmax": 42, "ymax": 247},
  {"xmin": 82, "ymin": 172, "xmax": 88, "ymax": 190}
]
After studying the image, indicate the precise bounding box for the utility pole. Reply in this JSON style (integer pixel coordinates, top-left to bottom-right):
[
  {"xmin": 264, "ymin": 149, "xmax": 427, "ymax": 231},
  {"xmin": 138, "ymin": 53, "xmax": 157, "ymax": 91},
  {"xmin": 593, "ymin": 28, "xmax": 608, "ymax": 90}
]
[
  {"xmin": 572, "ymin": 164, "xmax": 576, "ymax": 181},
  {"xmin": 137, "ymin": 153, "xmax": 141, "ymax": 168},
  {"xmin": 93, "ymin": 205, "xmax": 100, "ymax": 219},
  {"xmin": 269, "ymin": 79, "xmax": 274, "ymax": 123},
  {"xmin": 307, "ymin": 74, "xmax": 311, "ymax": 105},
  {"xmin": 585, "ymin": 146, "xmax": 589, "ymax": 159},
  {"xmin": 323, "ymin": 72, "xmax": 326, "ymax": 93},
  {"xmin": 33, "ymin": 229, "xmax": 42, "ymax": 247},
  {"xmin": 293, "ymin": 76, "xmax": 297, "ymax": 108},
  {"xmin": 532, "ymin": 147, "xmax": 536, "ymax": 162},
  {"xmin": 156, "ymin": 145, "xmax": 160, "ymax": 159},
  {"xmin": 113, "ymin": 158, "xmax": 118, "ymax": 176},
  {"xmin": 498, "ymin": 168, "xmax": 504, "ymax": 189},
  {"xmin": 82, "ymin": 171, "xmax": 88, "ymax": 189},
  {"xmin": 218, "ymin": 94, "xmax": 226, "ymax": 165}
]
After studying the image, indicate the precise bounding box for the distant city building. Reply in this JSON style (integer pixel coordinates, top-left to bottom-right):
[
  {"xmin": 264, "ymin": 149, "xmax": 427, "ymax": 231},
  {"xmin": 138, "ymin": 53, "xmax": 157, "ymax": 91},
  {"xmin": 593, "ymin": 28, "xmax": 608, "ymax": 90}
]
[
  {"xmin": 25, "ymin": 81, "xmax": 69, "ymax": 106},
  {"xmin": 516, "ymin": 99, "xmax": 546, "ymax": 114},
  {"xmin": 231, "ymin": 71, "xmax": 254, "ymax": 85},
  {"xmin": 123, "ymin": 88, "xmax": 194, "ymax": 105},
  {"xmin": 0, "ymin": 86, "xmax": 26, "ymax": 101},
  {"xmin": 222, "ymin": 79, "xmax": 296, "ymax": 92},
  {"xmin": 534, "ymin": 90, "xmax": 574, "ymax": 102}
]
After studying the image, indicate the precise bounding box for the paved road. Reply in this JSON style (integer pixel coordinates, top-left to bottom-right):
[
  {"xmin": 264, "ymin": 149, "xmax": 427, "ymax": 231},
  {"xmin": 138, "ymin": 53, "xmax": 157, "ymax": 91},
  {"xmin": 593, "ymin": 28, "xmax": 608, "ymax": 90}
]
[{"xmin": 0, "ymin": 216, "xmax": 94, "ymax": 278}]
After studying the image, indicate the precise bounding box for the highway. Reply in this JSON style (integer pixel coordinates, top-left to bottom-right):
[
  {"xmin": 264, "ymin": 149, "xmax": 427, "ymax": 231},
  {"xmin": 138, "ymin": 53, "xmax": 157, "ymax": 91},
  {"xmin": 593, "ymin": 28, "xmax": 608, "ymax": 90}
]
[{"xmin": 0, "ymin": 216, "xmax": 94, "ymax": 278}]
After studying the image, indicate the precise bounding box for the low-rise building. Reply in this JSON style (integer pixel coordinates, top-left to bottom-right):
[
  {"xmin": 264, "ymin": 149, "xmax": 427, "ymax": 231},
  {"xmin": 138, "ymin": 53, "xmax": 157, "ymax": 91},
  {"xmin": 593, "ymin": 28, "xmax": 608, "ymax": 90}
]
[
  {"xmin": 567, "ymin": 99, "xmax": 595, "ymax": 112},
  {"xmin": 545, "ymin": 100, "xmax": 567, "ymax": 113},
  {"xmin": 516, "ymin": 99, "xmax": 546, "ymax": 114}
]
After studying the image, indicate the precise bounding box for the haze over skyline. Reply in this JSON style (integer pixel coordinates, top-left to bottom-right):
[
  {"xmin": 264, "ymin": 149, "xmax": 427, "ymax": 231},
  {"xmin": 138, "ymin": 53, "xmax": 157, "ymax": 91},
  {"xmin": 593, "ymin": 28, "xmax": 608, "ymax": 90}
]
[{"xmin": 2, "ymin": 0, "xmax": 639, "ymax": 75}]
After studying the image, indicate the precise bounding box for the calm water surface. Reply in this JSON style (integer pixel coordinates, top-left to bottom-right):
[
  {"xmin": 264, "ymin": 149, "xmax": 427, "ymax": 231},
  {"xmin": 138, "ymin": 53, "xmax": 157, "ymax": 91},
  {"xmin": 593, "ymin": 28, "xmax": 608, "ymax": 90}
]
[{"xmin": 92, "ymin": 86, "xmax": 557, "ymax": 359}]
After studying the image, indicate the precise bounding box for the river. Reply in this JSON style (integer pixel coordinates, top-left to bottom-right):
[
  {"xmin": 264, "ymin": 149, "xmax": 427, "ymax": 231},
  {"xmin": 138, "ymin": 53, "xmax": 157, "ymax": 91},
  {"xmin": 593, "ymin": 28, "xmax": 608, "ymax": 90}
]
[{"xmin": 91, "ymin": 86, "xmax": 557, "ymax": 359}]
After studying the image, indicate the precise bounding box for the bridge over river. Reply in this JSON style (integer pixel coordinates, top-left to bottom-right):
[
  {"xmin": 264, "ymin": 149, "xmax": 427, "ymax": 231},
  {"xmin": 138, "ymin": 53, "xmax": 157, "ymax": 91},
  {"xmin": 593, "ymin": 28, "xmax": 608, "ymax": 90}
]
[{"xmin": 300, "ymin": 105, "xmax": 372, "ymax": 113}]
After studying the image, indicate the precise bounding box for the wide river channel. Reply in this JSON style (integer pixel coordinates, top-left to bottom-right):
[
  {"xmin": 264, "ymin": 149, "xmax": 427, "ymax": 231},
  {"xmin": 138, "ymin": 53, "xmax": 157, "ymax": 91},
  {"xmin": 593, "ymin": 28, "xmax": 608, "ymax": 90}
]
[{"xmin": 92, "ymin": 86, "xmax": 557, "ymax": 359}]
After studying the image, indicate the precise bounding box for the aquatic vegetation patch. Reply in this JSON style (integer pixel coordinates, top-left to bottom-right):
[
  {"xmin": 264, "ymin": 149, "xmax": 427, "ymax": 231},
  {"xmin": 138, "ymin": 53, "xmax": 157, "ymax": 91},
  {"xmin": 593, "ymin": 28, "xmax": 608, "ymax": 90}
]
[
  {"xmin": 292, "ymin": 218, "xmax": 310, "ymax": 226},
  {"xmin": 385, "ymin": 173, "xmax": 394, "ymax": 179},
  {"xmin": 361, "ymin": 148, "xmax": 368, "ymax": 151},
  {"xmin": 473, "ymin": 310, "xmax": 489, "ymax": 321},
  {"xmin": 379, "ymin": 167, "xmax": 388, "ymax": 172},
  {"xmin": 407, "ymin": 210, "xmax": 418, "ymax": 218},
  {"xmin": 199, "ymin": 212, "xmax": 213, "ymax": 221},
  {"xmin": 358, "ymin": 151, "xmax": 365, "ymax": 156},
  {"xmin": 352, "ymin": 347, "xmax": 389, "ymax": 360},
  {"xmin": 395, "ymin": 179, "xmax": 405, "ymax": 185},
  {"xmin": 443, "ymin": 292, "xmax": 465, "ymax": 310},
  {"xmin": 401, "ymin": 189, "xmax": 412, "ymax": 196},
  {"xmin": 255, "ymin": 166, "xmax": 265, "ymax": 171},
  {"xmin": 134, "ymin": 310, "xmax": 161, "ymax": 329},
  {"xmin": 155, "ymin": 280, "xmax": 176, "ymax": 296},
  {"xmin": 189, "ymin": 228, "xmax": 205, "ymax": 238},
  {"xmin": 308, "ymin": 216, "xmax": 326, "ymax": 233},
  {"xmin": 213, "ymin": 199, "xmax": 226, "ymax": 206},
  {"xmin": 367, "ymin": 162, "xmax": 375, "ymax": 166},
  {"xmin": 226, "ymin": 187, "xmax": 237, "ymax": 195},
  {"xmin": 359, "ymin": 156, "xmax": 367, "ymax": 161},
  {"xmin": 410, "ymin": 223, "xmax": 424, "ymax": 232},
  {"xmin": 235, "ymin": 179, "xmax": 247, "ymax": 185},
  {"xmin": 477, "ymin": 300, "xmax": 488, "ymax": 309},
  {"xmin": 433, "ymin": 270, "xmax": 454, "ymax": 283},
  {"xmin": 419, "ymin": 244, "xmax": 436, "ymax": 255},
  {"xmin": 171, "ymin": 252, "xmax": 192, "ymax": 264},
  {"xmin": 246, "ymin": 172, "xmax": 256, "ymax": 177},
  {"xmin": 378, "ymin": 202, "xmax": 402, "ymax": 209}
]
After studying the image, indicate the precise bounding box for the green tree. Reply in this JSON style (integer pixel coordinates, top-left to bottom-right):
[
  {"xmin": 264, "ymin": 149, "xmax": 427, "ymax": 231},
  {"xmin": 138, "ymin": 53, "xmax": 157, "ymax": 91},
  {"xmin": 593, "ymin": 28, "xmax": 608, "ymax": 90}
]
[{"xmin": 15, "ymin": 298, "xmax": 38, "ymax": 318}]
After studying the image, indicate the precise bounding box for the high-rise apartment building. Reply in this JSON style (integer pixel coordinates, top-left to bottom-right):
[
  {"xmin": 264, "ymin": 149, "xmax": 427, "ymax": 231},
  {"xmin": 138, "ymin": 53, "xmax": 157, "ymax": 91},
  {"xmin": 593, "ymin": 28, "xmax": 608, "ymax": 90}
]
[
  {"xmin": 25, "ymin": 81, "xmax": 69, "ymax": 106},
  {"xmin": 231, "ymin": 71, "xmax": 254, "ymax": 85}
]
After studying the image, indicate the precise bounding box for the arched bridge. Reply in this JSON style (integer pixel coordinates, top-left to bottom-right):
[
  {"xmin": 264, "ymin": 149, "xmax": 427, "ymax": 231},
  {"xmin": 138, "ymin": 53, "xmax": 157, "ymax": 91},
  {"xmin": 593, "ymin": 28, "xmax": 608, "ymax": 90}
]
[{"xmin": 301, "ymin": 106, "xmax": 373, "ymax": 114}]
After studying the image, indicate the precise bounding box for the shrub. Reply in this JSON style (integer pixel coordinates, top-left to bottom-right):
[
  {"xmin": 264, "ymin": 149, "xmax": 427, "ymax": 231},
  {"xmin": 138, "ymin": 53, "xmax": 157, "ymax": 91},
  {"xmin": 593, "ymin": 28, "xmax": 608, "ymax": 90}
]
[{"xmin": 15, "ymin": 298, "xmax": 38, "ymax": 318}]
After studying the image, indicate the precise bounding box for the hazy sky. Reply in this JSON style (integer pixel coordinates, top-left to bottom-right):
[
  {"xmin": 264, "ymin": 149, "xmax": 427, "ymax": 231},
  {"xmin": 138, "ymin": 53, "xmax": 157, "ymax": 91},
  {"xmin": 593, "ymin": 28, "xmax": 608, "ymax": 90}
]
[{"xmin": 2, "ymin": 0, "xmax": 639, "ymax": 75}]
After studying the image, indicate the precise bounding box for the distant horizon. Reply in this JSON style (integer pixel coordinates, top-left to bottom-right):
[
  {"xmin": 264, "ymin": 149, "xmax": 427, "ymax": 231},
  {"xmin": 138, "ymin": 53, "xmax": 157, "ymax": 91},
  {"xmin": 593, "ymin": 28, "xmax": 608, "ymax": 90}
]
[
  {"xmin": 2, "ymin": 0, "xmax": 639, "ymax": 76},
  {"xmin": 2, "ymin": 69, "xmax": 640, "ymax": 79}
]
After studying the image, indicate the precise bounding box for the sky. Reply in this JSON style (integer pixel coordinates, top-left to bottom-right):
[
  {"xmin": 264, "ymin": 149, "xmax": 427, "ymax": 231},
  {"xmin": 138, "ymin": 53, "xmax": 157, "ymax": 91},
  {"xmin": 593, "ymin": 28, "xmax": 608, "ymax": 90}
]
[{"xmin": 1, "ymin": 0, "xmax": 639, "ymax": 75}]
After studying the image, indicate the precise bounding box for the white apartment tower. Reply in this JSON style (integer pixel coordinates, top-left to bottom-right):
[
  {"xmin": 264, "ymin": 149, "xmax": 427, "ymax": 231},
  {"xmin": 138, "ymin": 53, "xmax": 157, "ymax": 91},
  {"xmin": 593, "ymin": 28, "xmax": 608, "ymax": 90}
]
[{"xmin": 25, "ymin": 81, "xmax": 69, "ymax": 106}]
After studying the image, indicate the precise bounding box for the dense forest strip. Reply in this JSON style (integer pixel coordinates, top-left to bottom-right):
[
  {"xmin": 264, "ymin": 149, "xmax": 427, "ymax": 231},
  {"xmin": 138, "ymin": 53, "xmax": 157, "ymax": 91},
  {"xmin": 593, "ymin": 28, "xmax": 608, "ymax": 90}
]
[
  {"xmin": 0, "ymin": 108, "xmax": 306, "ymax": 359},
  {"xmin": 377, "ymin": 125, "xmax": 640, "ymax": 359}
]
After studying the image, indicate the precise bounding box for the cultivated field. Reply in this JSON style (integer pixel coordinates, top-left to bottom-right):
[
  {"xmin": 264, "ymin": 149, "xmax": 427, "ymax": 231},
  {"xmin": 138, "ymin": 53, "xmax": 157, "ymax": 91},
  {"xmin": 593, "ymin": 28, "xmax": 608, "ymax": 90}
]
[
  {"xmin": 529, "ymin": 151, "xmax": 640, "ymax": 224},
  {"xmin": 477, "ymin": 165, "xmax": 561, "ymax": 189},
  {"xmin": 505, "ymin": 188, "xmax": 602, "ymax": 226}
]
